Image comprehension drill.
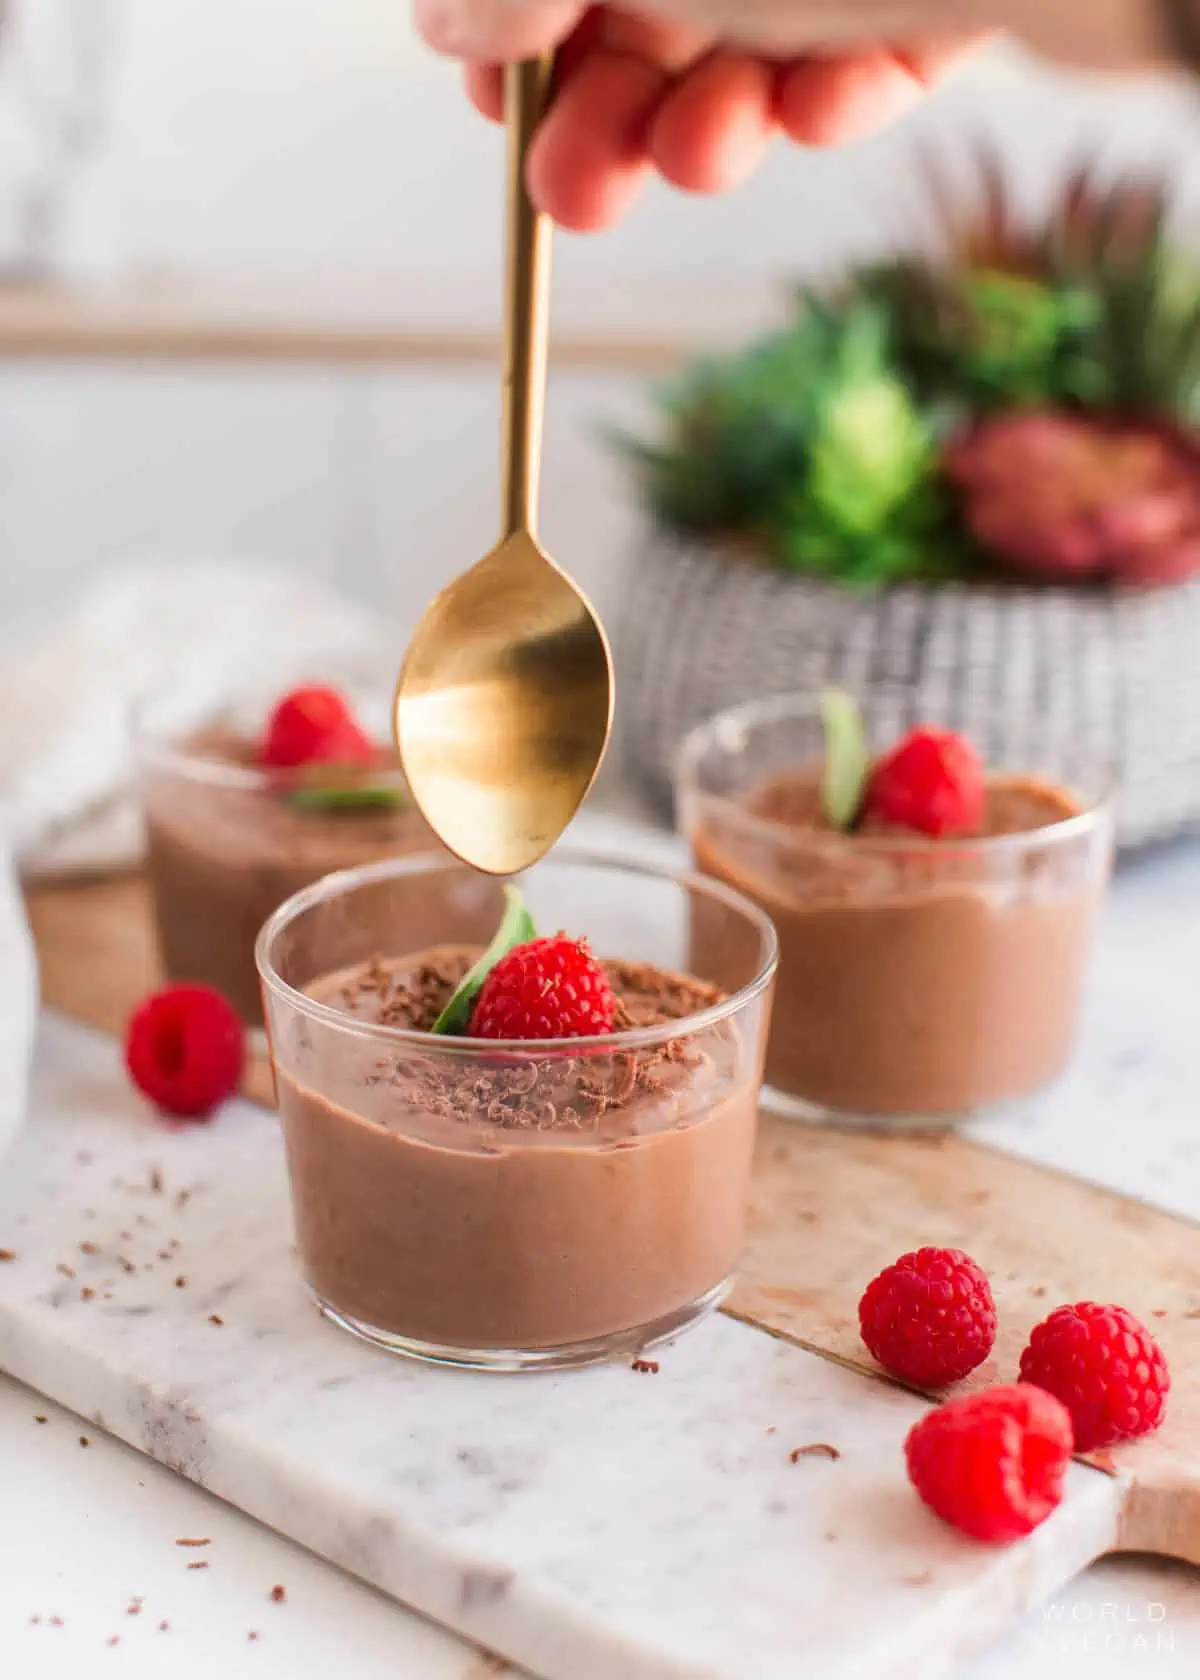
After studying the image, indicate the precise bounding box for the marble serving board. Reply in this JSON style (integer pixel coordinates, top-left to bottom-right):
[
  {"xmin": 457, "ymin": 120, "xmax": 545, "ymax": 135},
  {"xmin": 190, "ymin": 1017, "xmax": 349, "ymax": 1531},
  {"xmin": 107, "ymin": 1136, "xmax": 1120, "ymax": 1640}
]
[{"xmin": 0, "ymin": 1017, "xmax": 1143, "ymax": 1680}]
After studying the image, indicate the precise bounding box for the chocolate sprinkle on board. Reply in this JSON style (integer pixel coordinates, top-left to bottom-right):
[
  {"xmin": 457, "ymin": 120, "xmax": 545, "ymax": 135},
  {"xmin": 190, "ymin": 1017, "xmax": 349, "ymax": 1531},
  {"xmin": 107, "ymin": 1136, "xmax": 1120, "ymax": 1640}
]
[
  {"xmin": 150, "ymin": 1166, "xmax": 165, "ymax": 1193},
  {"xmin": 34, "ymin": 1415, "xmax": 47, "ymax": 1424},
  {"xmin": 208, "ymin": 1314, "xmax": 224, "ymax": 1326},
  {"xmin": 187, "ymin": 1561, "xmax": 209, "ymax": 1571},
  {"xmin": 175, "ymin": 1537, "xmax": 211, "ymax": 1547},
  {"xmin": 270, "ymin": 1585, "xmax": 286, "ymax": 1603},
  {"xmin": 0, "ymin": 1249, "xmax": 15, "ymax": 1262},
  {"xmin": 789, "ymin": 1443, "xmax": 841, "ymax": 1463},
  {"xmin": 631, "ymin": 1358, "xmax": 660, "ymax": 1374},
  {"xmin": 78, "ymin": 1436, "xmax": 90, "ymax": 1448}
]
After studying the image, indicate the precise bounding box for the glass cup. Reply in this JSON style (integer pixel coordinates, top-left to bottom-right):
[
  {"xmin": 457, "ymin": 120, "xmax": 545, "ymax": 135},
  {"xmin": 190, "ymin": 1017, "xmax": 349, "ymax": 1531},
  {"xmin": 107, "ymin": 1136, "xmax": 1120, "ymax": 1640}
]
[
  {"xmin": 134, "ymin": 686, "xmax": 434, "ymax": 1026},
  {"xmin": 256, "ymin": 849, "xmax": 777, "ymax": 1371},
  {"xmin": 677, "ymin": 694, "xmax": 1113, "ymax": 1130}
]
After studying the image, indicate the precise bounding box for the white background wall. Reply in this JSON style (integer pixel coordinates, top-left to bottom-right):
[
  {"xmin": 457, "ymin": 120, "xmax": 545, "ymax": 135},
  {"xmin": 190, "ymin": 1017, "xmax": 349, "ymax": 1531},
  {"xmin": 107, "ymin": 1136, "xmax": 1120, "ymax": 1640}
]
[{"xmin": 2, "ymin": 3, "xmax": 1200, "ymax": 650}]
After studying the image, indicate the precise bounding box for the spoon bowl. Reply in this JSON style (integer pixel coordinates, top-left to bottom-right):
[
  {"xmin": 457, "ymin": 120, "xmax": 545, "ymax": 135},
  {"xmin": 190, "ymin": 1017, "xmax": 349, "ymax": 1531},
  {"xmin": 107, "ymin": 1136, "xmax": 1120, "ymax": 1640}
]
[
  {"xmin": 394, "ymin": 54, "xmax": 614, "ymax": 876},
  {"xmin": 394, "ymin": 529, "xmax": 612, "ymax": 877}
]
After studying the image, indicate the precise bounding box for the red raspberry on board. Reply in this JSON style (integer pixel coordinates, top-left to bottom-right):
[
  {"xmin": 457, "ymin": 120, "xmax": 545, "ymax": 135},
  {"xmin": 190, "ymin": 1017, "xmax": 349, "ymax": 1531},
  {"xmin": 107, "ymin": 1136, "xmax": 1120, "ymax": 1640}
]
[
  {"xmin": 905, "ymin": 1383, "xmax": 1074, "ymax": 1543},
  {"xmin": 1018, "ymin": 1301, "xmax": 1169, "ymax": 1451},
  {"xmin": 863, "ymin": 727, "xmax": 985, "ymax": 838},
  {"xmin": 260, "ymin": 685, "xmax": 375, "ymax": 769},
  {"xmin": 859, "ymin": 1246, "xmax": 997, "ymax": 1388},
  {"xmin": 470, "ymin": 937, "xmax": 616, "ymax": 1041},
  {"xmin": 125, "ymin": 985, "xmax": 244, "ymax": 1120}
]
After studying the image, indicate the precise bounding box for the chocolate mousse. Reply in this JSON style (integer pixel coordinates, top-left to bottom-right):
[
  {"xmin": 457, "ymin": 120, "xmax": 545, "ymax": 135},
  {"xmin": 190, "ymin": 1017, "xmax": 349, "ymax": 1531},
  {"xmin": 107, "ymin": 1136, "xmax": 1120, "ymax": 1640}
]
[
  {"xmin": 688, "ymin": 749, "xmax": 1110, "ymax": 1124},
  {"xmin": 273, "ymin": 948, "xmax": 759, "ymax": 1356},
  {"xmin": 141, "ymin": 725, "xmax": 435, "ymax": 1025}
]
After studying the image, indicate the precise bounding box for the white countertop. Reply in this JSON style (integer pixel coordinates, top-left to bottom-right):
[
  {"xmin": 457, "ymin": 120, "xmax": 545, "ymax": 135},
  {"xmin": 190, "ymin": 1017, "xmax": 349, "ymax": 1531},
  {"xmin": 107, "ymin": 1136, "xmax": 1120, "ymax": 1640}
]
[{"xmin": 3, "ymin": 815, "xmax": 1199, "ymax": 1679}]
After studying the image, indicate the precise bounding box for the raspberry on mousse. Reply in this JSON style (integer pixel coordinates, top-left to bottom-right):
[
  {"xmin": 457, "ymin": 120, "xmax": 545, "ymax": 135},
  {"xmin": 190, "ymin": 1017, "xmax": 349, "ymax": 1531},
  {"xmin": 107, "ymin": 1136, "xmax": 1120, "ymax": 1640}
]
[
  {"xmin": 862, "ymin": 726, "xmax": 986, "ymax": 838},
  {"xmin": 469, "ymin": 936, "xmax": 616, "ymax": 1040},
  {"xmin": 260, "ymin": 685, "xmax": 376, "ymax": 769}
]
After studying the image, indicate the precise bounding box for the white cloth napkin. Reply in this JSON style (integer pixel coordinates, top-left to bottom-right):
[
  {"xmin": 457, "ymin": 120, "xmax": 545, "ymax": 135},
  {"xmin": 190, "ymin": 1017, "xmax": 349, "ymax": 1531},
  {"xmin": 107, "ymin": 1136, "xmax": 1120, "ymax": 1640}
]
[{"xmin": 0, "ymin": 558, "xmax": 392, "ymax": 1158}]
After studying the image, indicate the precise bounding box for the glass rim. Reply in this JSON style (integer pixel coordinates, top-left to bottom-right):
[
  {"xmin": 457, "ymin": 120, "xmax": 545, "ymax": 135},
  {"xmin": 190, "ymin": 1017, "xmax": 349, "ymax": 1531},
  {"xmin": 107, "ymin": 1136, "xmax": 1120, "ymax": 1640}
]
[
  {"xmin": 130, "ymin": 690, "xmax": 409, "ymax": 794},
  {"xmin": 675, "ymin": 692, "xmax": 1116, "ymax": 860},
  {"xmin": 255, "ymin": 846, "xmax": 779, "ymax": 1056}
]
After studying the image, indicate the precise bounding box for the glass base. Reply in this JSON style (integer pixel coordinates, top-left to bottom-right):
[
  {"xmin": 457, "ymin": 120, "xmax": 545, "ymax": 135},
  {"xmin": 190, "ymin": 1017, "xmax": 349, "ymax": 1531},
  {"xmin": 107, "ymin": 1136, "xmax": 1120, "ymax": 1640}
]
[
  {"xmin": 760, "ymin": 1079, "xmax": 974, "ymax": 1133},
  {"xmin": 312, "ymin": 1276, "xmax": 732, "ymax": 1372}
]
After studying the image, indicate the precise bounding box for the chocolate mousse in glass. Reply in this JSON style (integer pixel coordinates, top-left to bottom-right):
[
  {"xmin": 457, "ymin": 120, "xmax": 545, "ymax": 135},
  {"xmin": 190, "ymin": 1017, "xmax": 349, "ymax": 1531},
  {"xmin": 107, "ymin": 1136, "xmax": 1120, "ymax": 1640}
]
[
  {"xmin": 135, "ymin": 686, "xmax": 436, "ymax": 1026},
  {"xmin": 678, "ymin": 694, "xmax": 1113, "ymax": 1129},
  {"xmin": 256, "ymin": 850, "xmax": 777, "ymax": 1370}
]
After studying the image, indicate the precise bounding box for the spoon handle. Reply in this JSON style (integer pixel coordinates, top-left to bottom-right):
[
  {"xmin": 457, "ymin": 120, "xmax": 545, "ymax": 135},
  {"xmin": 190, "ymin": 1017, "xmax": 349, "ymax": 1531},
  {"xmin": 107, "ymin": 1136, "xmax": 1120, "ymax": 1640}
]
[{"xmin": 500, "ymin": 54, "xmax": 554, "ymax": 541}]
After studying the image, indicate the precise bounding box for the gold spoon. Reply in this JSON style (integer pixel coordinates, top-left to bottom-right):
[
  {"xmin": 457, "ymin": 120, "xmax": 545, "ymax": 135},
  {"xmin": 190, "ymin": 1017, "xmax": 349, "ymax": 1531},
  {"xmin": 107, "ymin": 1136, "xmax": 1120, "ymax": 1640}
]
[{"xmin": 393, "ymin": 55, "xmax": 614, "ymax": 878}]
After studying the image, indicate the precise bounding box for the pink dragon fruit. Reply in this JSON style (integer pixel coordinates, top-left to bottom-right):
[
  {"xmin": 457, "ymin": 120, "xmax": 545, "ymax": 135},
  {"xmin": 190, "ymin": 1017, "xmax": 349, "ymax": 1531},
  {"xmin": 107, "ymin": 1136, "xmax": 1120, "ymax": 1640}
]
[{"xmin": 945, "ymin": 411, "xmax": 1200, "ymax": 587}]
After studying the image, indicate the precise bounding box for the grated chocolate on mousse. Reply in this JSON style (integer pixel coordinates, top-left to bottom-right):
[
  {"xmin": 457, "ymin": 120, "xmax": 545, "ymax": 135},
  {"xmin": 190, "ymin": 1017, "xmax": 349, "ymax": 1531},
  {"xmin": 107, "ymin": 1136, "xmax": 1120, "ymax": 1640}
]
[{"xmin": 329, "ymin": 947, "xmax": 728, "ymax": 1133}]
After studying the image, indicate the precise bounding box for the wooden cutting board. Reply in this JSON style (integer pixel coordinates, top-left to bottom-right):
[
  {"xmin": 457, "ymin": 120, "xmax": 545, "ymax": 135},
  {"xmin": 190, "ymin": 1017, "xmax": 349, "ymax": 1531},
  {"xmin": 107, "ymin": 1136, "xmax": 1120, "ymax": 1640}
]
[{"xmin": 24, "ymin": 872, "xmax": 1200, "ymax": 1569}]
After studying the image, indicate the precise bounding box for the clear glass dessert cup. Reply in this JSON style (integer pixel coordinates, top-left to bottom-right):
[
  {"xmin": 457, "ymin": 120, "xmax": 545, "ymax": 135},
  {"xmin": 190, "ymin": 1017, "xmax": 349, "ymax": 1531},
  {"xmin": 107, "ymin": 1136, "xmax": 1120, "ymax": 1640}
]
[
  {"xmin": 677, "ymin": 694, "xmax": 1114, "ymax": 1132},
  {"xmin": 133, "ymin": 685, "xmax": 425, "ymax": 1029},
  {"xmin": 256, "ymin": 849, "xmax": 778, "ymax": 1372}
]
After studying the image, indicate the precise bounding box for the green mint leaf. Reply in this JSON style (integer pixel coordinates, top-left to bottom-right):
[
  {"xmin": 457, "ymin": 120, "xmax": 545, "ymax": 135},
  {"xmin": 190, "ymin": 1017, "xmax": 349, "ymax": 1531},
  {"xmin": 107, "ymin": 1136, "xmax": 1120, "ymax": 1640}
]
[
  {"xmin": 287, "ymin": 783, "xmax": 405, "ymax": 813},
  {"xmin": 431, "ymin": 886, "xmax": 538, "ymax": 1036},
  {"xmin": 819, "ymin": 688, "xmax": 870, "ymax": 831}
]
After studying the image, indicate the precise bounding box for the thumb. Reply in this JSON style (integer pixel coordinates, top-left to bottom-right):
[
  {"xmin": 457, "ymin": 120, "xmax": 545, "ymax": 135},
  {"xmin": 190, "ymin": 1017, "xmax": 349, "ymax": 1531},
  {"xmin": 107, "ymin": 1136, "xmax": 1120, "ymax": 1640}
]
[{"xmin": 414, "ymin": 0, "xmax": 584, "ymax": 61}]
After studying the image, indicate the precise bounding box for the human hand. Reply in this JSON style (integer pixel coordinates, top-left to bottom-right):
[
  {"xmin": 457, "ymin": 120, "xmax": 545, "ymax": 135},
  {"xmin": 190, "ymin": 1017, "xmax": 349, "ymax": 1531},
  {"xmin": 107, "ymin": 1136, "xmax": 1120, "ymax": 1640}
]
[{"xmin": 414, "ymin": 1, "xmax": 989, "ymax": 229}]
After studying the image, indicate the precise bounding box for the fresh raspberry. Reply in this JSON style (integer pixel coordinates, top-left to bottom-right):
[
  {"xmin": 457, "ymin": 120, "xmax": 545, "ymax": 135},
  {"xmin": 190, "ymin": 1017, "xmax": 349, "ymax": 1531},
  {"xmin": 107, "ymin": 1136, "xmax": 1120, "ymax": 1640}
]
[
  {"xmin": 859, "ymin": 1246, "xmax": 997, "ymax": 1388},
  {"xmin": 863, "ymin": 727, "xmax": 985, "ymax": 838},
  {"xmin": 905, "ymin": 1383, "xmax": 1074, "ymax": 1543},
  {"xmin": 469, "ymin": 937, "xmax": 616, "ymax": 1040},
  {"xmin": 1018, "ymin": 1302, "xmax": 1169, "ymax": 1451},
  {"xmin": 260, "ymin": 685, "xmax": 375, "ymax": 769},
  {"xmin": 124, "ymin": 985, "xmax": 244, "ymax": 1120}
]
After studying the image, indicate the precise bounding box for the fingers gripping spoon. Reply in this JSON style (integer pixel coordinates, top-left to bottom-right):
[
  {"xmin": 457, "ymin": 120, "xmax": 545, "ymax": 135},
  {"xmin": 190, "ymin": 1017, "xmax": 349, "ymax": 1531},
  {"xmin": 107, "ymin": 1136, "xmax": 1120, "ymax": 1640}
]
[{"xmin": 393, "ymin": 56, "xmax": 614, "ymax": 877}]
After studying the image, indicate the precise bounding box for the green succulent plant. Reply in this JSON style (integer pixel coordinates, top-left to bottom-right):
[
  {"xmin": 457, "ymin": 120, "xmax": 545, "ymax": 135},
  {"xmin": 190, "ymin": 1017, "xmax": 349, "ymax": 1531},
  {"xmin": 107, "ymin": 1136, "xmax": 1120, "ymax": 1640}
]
[
  {"xmin": 612, "ymin": 157, "xmax": 1200, "ymax": 589},
  {"xmin": 615, "ymin": 295, "xmax": 966, "ymax": 587}
]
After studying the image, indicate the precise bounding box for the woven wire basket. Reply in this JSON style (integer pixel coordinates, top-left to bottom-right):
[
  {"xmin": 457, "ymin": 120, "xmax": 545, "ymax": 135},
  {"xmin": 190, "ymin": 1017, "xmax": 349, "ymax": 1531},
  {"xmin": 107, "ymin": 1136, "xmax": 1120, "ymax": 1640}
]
[{"xmin": 614, "ymin": 535, "xmax": 1200, "ymax": 849}]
